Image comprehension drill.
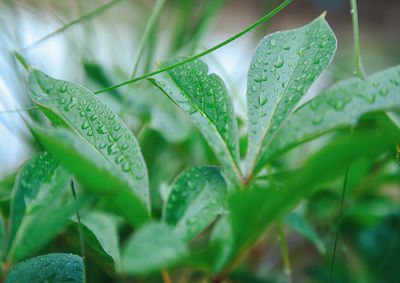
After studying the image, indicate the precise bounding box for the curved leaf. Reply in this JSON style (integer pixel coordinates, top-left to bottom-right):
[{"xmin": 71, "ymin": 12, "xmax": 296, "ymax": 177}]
[
  {"xmin": 5, "ymin": 253, "xmax": 84, "ymax": 283},
  {"xmin": 246, "ymin": 15, "xmax": 337, "ymax": 175},
  {"xmin": 163, "ymin": 166, "xmax": 227, "ymax": 241},
  {"xmin": 267, "ymin": 65, "xmax": 400, "ymax": 161},
  {"xmin": 28, "ymin": 68, "xmax": 149, "ymax": 210},
  {"xmin": 150, "ymin": 58, "xmax": 242, "ymax": 185},
  {"xmin": 72, "ymin": 211, "xmax": 121, "ymax": 271},
  {"xmin": 30, "ymin": 124, "xmax": 150, "ymax": 227},
  {"xmin": 121, "ymin": 222, "xmax": 188, "ymax": 275}
]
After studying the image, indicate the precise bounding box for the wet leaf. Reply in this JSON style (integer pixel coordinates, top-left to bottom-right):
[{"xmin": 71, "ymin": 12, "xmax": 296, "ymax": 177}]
[
  {"xmin": 121, "ymin": 222, "xmax": 188, "ymax": 275},
  {"xmin": 163, "ymin": 166, "xmax": 227, "ymax": 241},
  {"xmin": 267, "ymin": 65, "xmax": 400, "ymax": 161},
  {"xmin": 5, "ymin": 253, "xmax": 84, "ymax": 283},
  {"xmin": 150, "ymin": 58, "xmax": 242, "ymax": 185},
  {"xmin": 246, "ymin": 15, "xmax": 336, "ymax": 176},
  {"xmin": 28, "ymin": 68, "xmax": 150, "ymax": 211}
]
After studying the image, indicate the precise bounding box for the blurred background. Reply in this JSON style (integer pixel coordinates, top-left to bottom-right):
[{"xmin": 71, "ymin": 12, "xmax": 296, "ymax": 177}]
[{"xmin": 0, "ymin": 0, "xmax": 399, "ymax": 282}]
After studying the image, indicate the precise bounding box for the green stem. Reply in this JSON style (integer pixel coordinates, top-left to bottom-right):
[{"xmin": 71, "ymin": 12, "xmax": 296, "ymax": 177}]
[
  {"xmin": 94, "ymin": 0, "xmax": 292, "ymax": 94},
  {"xmin": 277, "ymin": 222, "xmax": 292, "ymax": 283},
  {"xmin": 329, "ymin": 163, "xmax": 350, "ymax": 283},
  {"xmin": 70, "ymin": 180, "xmax": 85, "ymax": 262},
  {"xmin": 21, "ymin": 0, "xmax": 124, "ymax": 51},
  {"xmin": 130, "ymin": 0, "xmax": 165, "ymax": 79},
  {"xmin": 350, "ymin": 0, "xmax": 365, "ymax": 79}
]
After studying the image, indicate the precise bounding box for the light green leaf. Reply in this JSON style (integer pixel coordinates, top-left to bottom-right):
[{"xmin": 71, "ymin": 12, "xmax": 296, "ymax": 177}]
[
  {"xmin": 150, "ymin": 58, "xmax": 242, "ymax": 185},
  {"xmin": 163, "ymin": 166, "xmax": 227, "ymax": 241},
  {"xmin": 7, "ymin": 152, "xmax": 71, "ymax": 255},
  {"xmin": 30, "ymin": 124, "xmax": 150, "ymax": 227},
  {"xmin": 5, "ymin": 253, "xmax": 84, "ymax": 283},
  {"xmin": 28, "ymin": 68, "xmax": 149, "ymax": 210},
  {"xmin": 121, "ymin": 222, "xmax": 188, "ymax": 275},
  {"xmin": 208, "ymin": 133, "xmax": 395, "ymax": 274},
  {"xmin": 72, "ymin": 211, "xmax": 121, "ymax": 271},
  {"xmin": 267, "ymin": 65, "xmax": 400, "ymax": 161},
  {"xmin": 246, "ymin": 15, "xmax": 337, "ymax": 176},
  {"xmin": 283, "ymin": 212, "xmax": 326, "ymax": 254}
]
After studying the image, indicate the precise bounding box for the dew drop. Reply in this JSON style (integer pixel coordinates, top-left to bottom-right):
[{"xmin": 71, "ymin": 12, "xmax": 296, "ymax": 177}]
[
  {"xmin": 312, "ymin": 117, "xmax": 323, "ymax": 125},
  {"xmin": 270, "ymin": 39, "xmax": 277, "ymax": 46},
  {"xmin": 60, "ymin": 82, "xmax": 67, "ymax": 92},
  {"xmin": 282, "ymin": 44, "xmax": 291, "ymax": 50},
  {"xmin": 379, "ymin": 89, "xmax": 389, "ymax": 96},
  {"xmin": 274, "ymin": 56, "xmax": 284, "ymax": 68},
  {"xmin": 121, "ymin": 162, "xmax": 131, "ymax": 172},
  {"xmin": 89, "ymin": 114, "xmax": 97, "ymax": 121},
  {"xmin": 259, "ymin": 95, "xmax": 268, "ymax": 106},
  {"xmin": 96, "ymin": 125, "xmax": 107, "ymax": 134},
  {"xmin": 81, "ymin": 121, "xmax": 90, "ymax": 130}
]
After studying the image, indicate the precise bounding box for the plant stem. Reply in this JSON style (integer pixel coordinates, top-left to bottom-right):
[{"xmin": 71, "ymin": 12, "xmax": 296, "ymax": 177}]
[
  {"xmin": 350, "ymin": 0, "xmax": 365, "ymax": 79},
  {"xmin": 329, "ymin": 164, "xmax": 350, "ymax": 283},
  {"xmin": 70, "ymin": 180, "xmax": 85, "ymax": 261},
  {"xmin": 130, "ymin": 0, "xmax": 165, "ymax": 79},
  {"xmin": 94, "ymin": 0, "xmax": 292, "ymax": 94},
  {"xmin": 161, "ymin": 268, "xmax": 171, "ymax": 283},
  {"xmin": 277, "ymin": 222, "xmax": 292, "ymax": 283},
  {"xmin": 21, "ymin": 0, "xmax": 124, "ymax": 51}
]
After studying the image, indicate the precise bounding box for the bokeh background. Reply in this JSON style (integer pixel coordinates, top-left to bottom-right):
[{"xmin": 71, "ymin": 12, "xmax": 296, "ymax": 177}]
[{"xmin": 1, "ymin": 0, "xmax": 399, "ymax": 282}]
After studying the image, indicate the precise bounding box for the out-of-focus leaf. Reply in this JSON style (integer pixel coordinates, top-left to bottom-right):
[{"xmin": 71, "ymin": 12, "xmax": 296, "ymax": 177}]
[
  {"xmin": 5, "ymin": 253, "xmax": 84, "ymax": 283},
  {"xmin": 207, "ymin": 132, "xmax": 395, "ymax": 274},
  {"xmin": 246, "ymin": 15, "xmax": 336, "ymax": 176},
  {"xmin": 267, "ymin": 65, "xmax": 400, "ymax": 161},
  {"xmin": 0, "ymin": 210, "xmax": 4, "ymax": 274},
  {"xmin": 7, "ymin": 152, "xmax": 71, "ymax": 254},
  {"xmin": 150, "ymin": 58, "xmax": 242, "ymax": 185},
  {"xmin": 163, "ymin": 166, "xmax": 227, "ymax": 241},
  {"xmin": 30, "ymin": 124, "xmax": 149, "ymax": 227},
  {"xmin": 121, "ymin": 222, "xmax": 188, "ymax": 275},
  {"xmin": 72, "ymin": 211, "xmax": 121, "ymax": 271},
  {"xmin": 283, "ymin": 212, "xmax": 326, "ymax": 254},
  {"xmin": 28, "ymin": 68, "xmax": 150, "ymax": 211}
]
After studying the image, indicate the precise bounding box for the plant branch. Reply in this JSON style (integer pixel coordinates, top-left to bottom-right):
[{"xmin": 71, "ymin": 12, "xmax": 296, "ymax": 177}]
[
  {"xmin": 350, "ymin": 0, "xmax": 365, "ymax": 79},
  {"xmin": 70, "ymin": 180, "xmax": 85, "ymax": 262},
  {"xmin": 94, "ymin": 0, "xmax": 292, "ymax": 94},
  {"xmin": 277, "ymin": 222, "xmax": 292, "ymax": 283}
]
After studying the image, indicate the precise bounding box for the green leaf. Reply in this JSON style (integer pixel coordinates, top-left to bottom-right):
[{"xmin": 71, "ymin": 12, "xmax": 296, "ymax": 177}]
[
  {"xmin": 28, "ymin": 68, "xmax": 150, "ymax": 211},
  {"xmin": 5, "ymin": 253, "xmax": 84, "ymax": 283},
  {"xmin": 7, "ymin": 152, "xmax": 71, "ymax": 252},
  {"xmin": 150, "ymin": 58, "xmax": 242, "ymax": 185},
  {"xmin": 208, "ymin": 133, "xmax": 395, "ymax": 274},
  {"xmin": 283, "ymin": 212, "xmax": 326, "ymax": 254},
  {"xmin": 30, "ymin": 124, "xmax": 150, "ymax": 227},
  {"xmin": 0, "ymin": 210, "xmax": 4, "ymax": 273},
  {"xmin": 72, "ymin": 211, "xmax": 121, "ymax": 271},
  {"xmin": 246, "ymin": 15, "xmax": 337, "ymax": 176},
  {"xmin": 121, "ymin": 222, "xmax": 188, "ymax": 275},
  {"xmin": 163, "ymin": 166, "xmax": 227, "ymax": 241},
  {"xmin": 267, "ymin": 65, "xmax": 400, "ymax": 161}
]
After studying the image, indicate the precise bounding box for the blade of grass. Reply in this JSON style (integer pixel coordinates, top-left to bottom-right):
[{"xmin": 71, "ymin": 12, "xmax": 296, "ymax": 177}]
[
  {"xmin": 70, "ymin": 180, "xmax": 85, "ymax": 264},
  {"xmin": 20, "ymin": 0, "xmax": 125, "ymax": 51},
  {"xmin": 277, "ymin": 221, "xmax": 292, "ymax": 283},
  {"xmin": 94, "ymin": 0, "xmax": 292, "ymax": 94},
  {"xmin": 350, "ymin": 0, "xmax": 366, "ymax": 79}
]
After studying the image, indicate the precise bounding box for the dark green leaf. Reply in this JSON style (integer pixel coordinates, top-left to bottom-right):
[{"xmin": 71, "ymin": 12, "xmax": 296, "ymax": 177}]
[
  {"xmin": 121, "ymin": 222, "xmax": 188, "ymax": 275},
  {"xmin": 72, "ymin": 211, "xmax": 121, "ymax": 271},
  {"xmin": 150, "ymin": 58, "xmax": 242, "ymax": 185},
  {"xmin": 7, "ymin": 152, "xmax": 71, "ymax": 255},
  {"xmin": 28, "ymin": 68, "xmax": 150, "ymax": 210},
  {"xmin": 5, "ymin": 253, "xmax": 84, "ymax": 283},
  {"xmin": 163, "ymin": 166, "xmax": 227, "ymax": 241},
  {"xmin": 267, "ymin": 65, "xmax": 400, "ymax": 161},
  {"xmin": 30, "ymin": 124, "xmax": 150, "ymax": 227},
  {"xmin": 0, "ymin": 210, "xmax": 4, "ymax": 273},
  {"xmin": 246, "ymin": 15, "xmax": 336, "ymax": 175}
]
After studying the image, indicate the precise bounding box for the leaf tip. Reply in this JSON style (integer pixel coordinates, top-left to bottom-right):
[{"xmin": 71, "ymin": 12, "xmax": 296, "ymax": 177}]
[{"xmin": 320, "ymin": 10, "xmax": 327, "ymax": 18}]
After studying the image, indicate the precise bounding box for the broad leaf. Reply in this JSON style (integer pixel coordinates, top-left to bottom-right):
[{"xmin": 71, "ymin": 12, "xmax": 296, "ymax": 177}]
[
  {"xmin": 246, "ymin": 15, "xmax": 336, "ymax": 175},
  {"xmin": 150, "ymin": 58, "xmax": 242, "ymax": 185},
  {"xmin": 208, "ymin": 133, "xmax": 395, "ymax": 274},
  {"xmin": 7, "ymin": 152, "xmax": 71, "ymax": 254},
  {"xmin": 30, "ymin": 124, "xmax": 150, "ymax": 227},
  {"xmin": 121, "ymin": 222, "xmax": 188, "ymax": 275},
  {"xmin": 72, "ymin": 211, "xmax": 121, "ymax": 271},
  {"xmin": 267, "ymin": 65, "xmax": 400, "ymax": 161},
  {"xmin": 163, "ymin": 166, "xmax": 227, "ymax": 241},
  {"xmin": 5, "ymin": 253, "xmax": 84, "ymax": 283},
  {"xmin": 28, "ymin": 68, "xmax": 150, "ymax": 210},
  {"xmin": 283, "ymin": 212, "xmax": 326, "ymax": 254}
]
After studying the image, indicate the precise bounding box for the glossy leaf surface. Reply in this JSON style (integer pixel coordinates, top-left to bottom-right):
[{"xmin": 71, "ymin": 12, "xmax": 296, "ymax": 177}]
[
  {"xmin": 5, "ymin": 253, "xmax": 84, "ymax": 283},
  {"xmin": 150, "ymin": 58, "xmax": 241, "ymax": 185},
  {"xmin": 267, "ymin": 65, "xmax": 400, "ymax": 161},
  {"xmin": 28, "ymin": 68, "xmax": 149, "ymax": 210},
  {"xmin": 30, "ymin": 124, "xmax": 149, "ymax": 227},
  {"xmin": 246, "ymin": 15, "xmax": 336, "ymax": 175},
  {"xmin": 163, "ymin": 166, "xmax": 227, "ymax": 241},
  {"xmin": 121, "ymin": 222, "xmax": 188, "ymax": 275}
]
